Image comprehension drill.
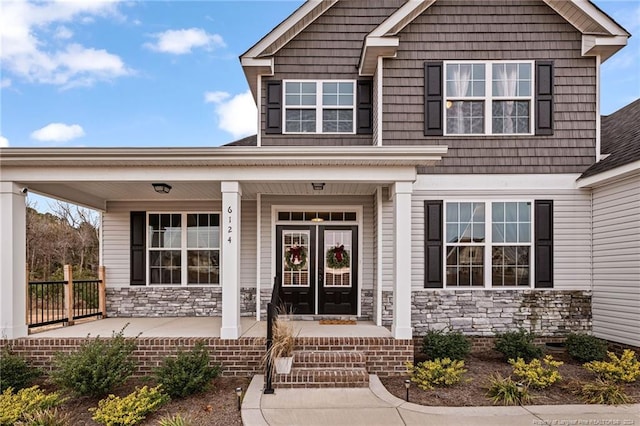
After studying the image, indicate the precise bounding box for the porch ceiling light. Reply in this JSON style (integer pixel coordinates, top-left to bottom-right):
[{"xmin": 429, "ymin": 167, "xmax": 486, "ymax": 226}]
[
  {"xmin": 152, "ymin": 183, "xmax": 172, "ymax": 194},
  {"xmin": 311, "ymin": 182, "xmax": 325, "ymax": 191},
  {"xmin": 311, "ymin": 217, "xmax": 324, "ymax": 222}
]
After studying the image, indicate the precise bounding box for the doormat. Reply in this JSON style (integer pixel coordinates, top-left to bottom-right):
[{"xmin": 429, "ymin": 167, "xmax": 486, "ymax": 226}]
[{"xmin": 319, "ymin": 319, "xmax": 357, "ymax": 325}]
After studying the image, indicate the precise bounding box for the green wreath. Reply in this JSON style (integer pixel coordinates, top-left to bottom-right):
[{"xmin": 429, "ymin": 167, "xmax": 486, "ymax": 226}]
[
  {"xmin": 326, "ymin": 244, "xmax": 350, "ymax": 269},
  {"xmin": 285, "ymin": 245, "xmax": 307, "ymax": 270}
]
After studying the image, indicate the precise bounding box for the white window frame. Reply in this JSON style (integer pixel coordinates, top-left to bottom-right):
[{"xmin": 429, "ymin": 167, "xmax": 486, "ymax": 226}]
[
  {"xmin": 443, "ymin": 60, "xmax": 535, "ymax": 136},
  {"xmin": 146, "ymin": 212, "xmax": 221, "ymax": 286},
  {"xmin": 283, "ymin": 80, "xmax": 356, "ymax": 134},
  {"xmin": 443, "ymin": 200, "xmax": 535, "ymax": 289}
]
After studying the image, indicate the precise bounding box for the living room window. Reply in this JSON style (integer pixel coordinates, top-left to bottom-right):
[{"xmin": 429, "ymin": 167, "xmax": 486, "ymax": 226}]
[
  {"xmin": 284, "ymin": 80, "xmax": 355, "ymax": 134},
  {"xmin": 445, "ymin": 201, "xmax": 532, "ymax": 288},
  {"xmin": 444, "ymin": 61, "xmax": 533, "ymax": 135},
  {"xmin": 147, "ymin": 213, "xmax": 220, "ymax": 285}
]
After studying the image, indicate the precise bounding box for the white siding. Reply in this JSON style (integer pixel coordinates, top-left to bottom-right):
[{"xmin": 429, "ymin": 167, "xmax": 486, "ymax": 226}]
[
  {"xmin": 403, "ymin": 188, "xmax": 592, "ymax": 291},
  {"xmin": 259, "ymin": 195, "xmax": 375, "ymax": 293},
  {"xmin": 241, "ymin": 200, "xmax": 258, "ymax": 289},
  {"xmin": 381, "ymin": 188, "xmax": 395, "ymax": 290},
  {"xmin": 592, "ymin": 174, "xmax": 640, "ymax": 347},
  {"xmin": 102, "ymin": 201, "xmax": 223, "ymax": 288}
]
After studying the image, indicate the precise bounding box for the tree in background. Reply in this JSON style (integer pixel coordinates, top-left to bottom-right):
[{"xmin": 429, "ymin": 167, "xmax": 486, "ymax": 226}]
[{"xmin": 26, "ymin": 200, "xmax": 99, "ymax": 280}]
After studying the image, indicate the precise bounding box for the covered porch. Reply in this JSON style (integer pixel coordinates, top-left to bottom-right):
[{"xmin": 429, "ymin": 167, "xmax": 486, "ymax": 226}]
[{"xmin": 0, "ymin": 145, "xmax": 446, "ymax": 340}]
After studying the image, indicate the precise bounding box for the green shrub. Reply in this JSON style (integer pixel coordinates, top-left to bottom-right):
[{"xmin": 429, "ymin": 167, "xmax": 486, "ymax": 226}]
[
  {"xmin": 15, "ymin": 408, "xmax": 70, "ymax": 426},
  {"xmin": 565, "ymin": 333, "xmax": 608, "ymax": 362},
  {"xmin": 406, "ymin": 358, "xmax": 467, "ymax": 391},
  {"xmin": 577, "ymin": 379, "xmax": 630, "ymax": 405},
  {"xmin": 155, "ymin": 341, "xmax": 221, "ymax": 398},
  {"xmin": 485, "ymin": 373, "xmax": 531, "ymax": 406},
  {"xmin": 421, "ymin": 329, "xmax": 471, "ymax": 361},
  {"xmin": 494, "ymin": 329, "xmax": 543, "ymax": 362},
  {"xmin": 50, "ymin": 328, "xmax": 137, "ymax": 397},
  {"xmin": 584, "ymin": 349, "xmax": 640, "ymax": 383},
  {"xmin": 90, "ymin": 385, "xmax": 169, "ymax": 426},
  {"xmin": 0, "ymin": 349, "xmax": 41, "ymax": 392},
  {"xmin": 158, "ymin": 414, "xmax": 194, "ymax": 426},
  {"xmin": 0, "ymin": 386, "xmax": 66, "ymax": 426},
  {"xmin": 509, "ymin": 355, "xmax": 563, "ymax": 389}
]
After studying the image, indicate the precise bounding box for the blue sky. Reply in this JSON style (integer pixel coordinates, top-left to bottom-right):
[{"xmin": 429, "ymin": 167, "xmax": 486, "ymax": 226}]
[{"xmin": 1, "ymin": 0, "xmax": 639, "ymax": 150}]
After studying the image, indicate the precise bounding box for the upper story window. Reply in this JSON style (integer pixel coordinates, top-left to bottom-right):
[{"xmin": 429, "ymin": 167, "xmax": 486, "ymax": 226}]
[
  {"xmin": 284, "ymin": 80, "xmax": 355, "ymax": 134},
  {"xmin": 444, "ymin": 61, "xmax": 533, "ymax": 136}
]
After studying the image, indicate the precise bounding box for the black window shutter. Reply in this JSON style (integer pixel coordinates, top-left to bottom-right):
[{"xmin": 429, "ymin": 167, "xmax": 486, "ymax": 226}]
[
  {"xmin": 424, "ymin": 200, "xmax": 444, "ymax": 288},
  {"xmin": 356, "ymin": 79, "xmax": 373, "ymax": 134},
  {"xmin": 424, "ymin": 62, "xmax": 444, "ymax": 136},
  {"xmin": 535, "ymin": 61, "xmax": 554, "ymax": 136},
  {"xmin": 265, "ymin": 80, "xmax": 282, "ymax": 134},
  {"xmin": 534, "ymin": 200, "xmax": 554, "ymax": 288},
  {"xmin": 130, "ymin": 211, "xmax": 146, "ymax": 286}
]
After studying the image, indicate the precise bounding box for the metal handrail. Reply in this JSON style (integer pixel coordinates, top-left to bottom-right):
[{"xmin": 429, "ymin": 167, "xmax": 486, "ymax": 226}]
[{"xmin": 264, "ymin": 275, "xmax": 282, "ymax": 394}]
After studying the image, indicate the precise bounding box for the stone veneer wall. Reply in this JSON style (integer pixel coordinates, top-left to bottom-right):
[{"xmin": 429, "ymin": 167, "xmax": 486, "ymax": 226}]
[
  {"xmin": 0, "ymin": 337, "xmax": 412, "ymax": 377},
  {"xmin": 106, "ymin": 287, "xmax": 256, "ymax": 317},
  {"xmin": 382, "ymin": 290, "xmax": 592, "ymax": 336}
]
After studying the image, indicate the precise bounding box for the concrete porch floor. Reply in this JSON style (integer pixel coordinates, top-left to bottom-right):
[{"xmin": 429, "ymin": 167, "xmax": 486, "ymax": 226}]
[{"xmin": 28, "ymin": 317, "xmax": 392, "ymax": 339}]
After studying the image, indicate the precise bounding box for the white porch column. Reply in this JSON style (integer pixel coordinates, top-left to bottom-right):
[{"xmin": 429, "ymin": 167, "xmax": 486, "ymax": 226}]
[
  {"xmin": 391, "ymin": 182, "xmax": 413, "ymax": 339},
  {"xmin": 0, "ymin": 182, "xmax": 28, "ymax": 338},
  {"xmin": 221, "ymin": 181, "xmax": 242, "ymax": 339}
]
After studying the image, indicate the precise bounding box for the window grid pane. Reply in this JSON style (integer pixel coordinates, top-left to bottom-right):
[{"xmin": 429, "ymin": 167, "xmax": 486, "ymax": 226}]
[
  {"xmin": 491, "ymin": 202, "xmax": 531, "ymax": 287},
  {"xmin": 446, "ymin": 101, "xmax": 484, "ymax": 134},
  {"xmin": 284, "ymin": 81, "xmax": 355, "ymax": 134},
  {"xmin": 322, "ymin": 109, "xmax": 353, "ymax": 133},
  {"xmin": 285, "ymin": 109, "xmax": 316, "ymax": 133},
  {"xmin": 445, "ymin": 202, "xmax": 486, "ymax": 287}
]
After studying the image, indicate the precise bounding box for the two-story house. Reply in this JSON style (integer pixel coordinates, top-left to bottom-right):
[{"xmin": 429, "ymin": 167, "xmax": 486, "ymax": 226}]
[{"xmin": 1, "ymin": 0, "xmax": 636, "ymax": 355}]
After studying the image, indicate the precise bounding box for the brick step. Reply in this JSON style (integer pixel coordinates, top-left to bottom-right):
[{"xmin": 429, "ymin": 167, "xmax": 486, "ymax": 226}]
[
  {"xmin": 293, "ymin": 350, "xmax": 366, "ymax": 369},
  {"xmin": 273, "ymin": 367, "xmax": 369, "ymax": 388}
]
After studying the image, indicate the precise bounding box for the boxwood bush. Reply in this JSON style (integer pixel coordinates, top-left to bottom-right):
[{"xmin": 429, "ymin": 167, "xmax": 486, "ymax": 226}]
[
  {"xmin": 494, "ymin": 329, "xmax": 543, "ymax": 362},
  {"xmin": 421, "ymin": 329, "xmax": 471, "ymax": 361},
  {"xmin": 565, "ymin": 333, "xmax": 608, "ymax": 362}
]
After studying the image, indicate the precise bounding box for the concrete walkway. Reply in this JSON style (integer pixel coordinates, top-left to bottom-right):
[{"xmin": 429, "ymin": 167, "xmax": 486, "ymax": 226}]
[{"xmin": 242, "ymin": 375, "xmax": 640, "ymax": 426}]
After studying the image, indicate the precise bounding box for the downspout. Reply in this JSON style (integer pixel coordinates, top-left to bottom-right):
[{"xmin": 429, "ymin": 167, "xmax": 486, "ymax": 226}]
[
  {"xmin": 376, "ymin": 56, "xmax": 384, "ymax": 146},
  {"xmin": 256, "ymin": 193, "xmax": 261, "ymax": 320},
  {"xmin": 595, "ymin": 55, "xmax": 601, "ymax": 162},
  {"xmin": 256, "ymin": 75, "xmax": 262, "ymax": 147},
  {"xmin": 376, "ymin": 186, "xmax": 383, "ymax": 326}
]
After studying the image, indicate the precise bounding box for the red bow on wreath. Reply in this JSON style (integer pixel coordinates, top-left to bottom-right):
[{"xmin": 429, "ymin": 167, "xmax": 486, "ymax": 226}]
[
  {"xmin": 289, "ymin": 245, "xmax": 303, "ymax": 264},
  {"xmin": 333, "ymin": 245, "xmax": 345, "ymax": 262}
]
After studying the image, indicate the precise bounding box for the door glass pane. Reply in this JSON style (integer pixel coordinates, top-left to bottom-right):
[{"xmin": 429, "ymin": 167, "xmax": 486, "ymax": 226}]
[
  {"xmin": 282, "ymin": 230, "xmax": 310, "ymax": 287},
  {"xmin": 324, "ymin": 230, "xmax": 352, "ymax": 287}
]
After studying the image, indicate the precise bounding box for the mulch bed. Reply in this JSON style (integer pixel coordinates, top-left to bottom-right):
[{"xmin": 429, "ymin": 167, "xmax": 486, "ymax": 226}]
[{"xmin": 381, "ymin": 350, "xmax": 640, "ymax": 406}]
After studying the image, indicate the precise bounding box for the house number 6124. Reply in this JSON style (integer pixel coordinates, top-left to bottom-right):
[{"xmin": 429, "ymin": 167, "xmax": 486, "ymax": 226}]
[{"xmin": 227, "ymin": 206, "xmax": 233, "ymax": 243}]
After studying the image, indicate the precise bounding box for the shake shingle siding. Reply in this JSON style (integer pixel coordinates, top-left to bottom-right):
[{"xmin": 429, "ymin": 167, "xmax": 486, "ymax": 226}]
[
  {"xmin": 382, "ymin": 0, "xmax": 596, "ymax": 174},
  {"xmin": 261, "ymin": 0, "xmax": 402, "ymax": 147}
]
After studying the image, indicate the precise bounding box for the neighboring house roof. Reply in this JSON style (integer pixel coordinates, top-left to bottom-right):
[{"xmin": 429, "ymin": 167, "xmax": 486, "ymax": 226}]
[
  {"xmin": 579, "ymin": 98, "xmax": 640, "ymax": 182},
  {"xmin": 241, "ymin": 0, "xmax": 630, "ymax": 94},
  {"xmin": 224, "ymin": 135, "xmax": 257, "ymax": 146}
]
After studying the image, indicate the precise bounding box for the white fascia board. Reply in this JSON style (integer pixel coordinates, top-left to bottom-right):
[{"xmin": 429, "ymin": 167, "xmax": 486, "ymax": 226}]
[
  {"xmin": 2, "ymin": 165, "xmax": 420, "ymax": 184},
  {"xmin": 415, "ymin": 174, "xmax": 582, "ymax": 191},
  {"xmin": 240, "ymin": 57, "xmax": 273, "ymax": 72},
  {"xmin": 358, "ymin": 37, "xmax": 399, "ymax": 75},
  {"xmin": 569, "ymin": 0, "xmax": 630, "ymax": 36},
  {"xmin": 582, "ymin": 35, "xmax": 628, "ymax": 62},
  {"xmin": 576, "ymin": 160, "xmax": 640, "ymax": 188}
]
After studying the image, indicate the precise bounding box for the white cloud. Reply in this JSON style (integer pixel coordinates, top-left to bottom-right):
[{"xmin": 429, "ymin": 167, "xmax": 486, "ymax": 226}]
[
  {"xmin": 204, "ymin": 91, "xmax": 231, "ymax": 104},
  {"xmin": 205, "ymin": 90, "xmax": 257, "ymax": 138},
  {"xmin": 0, "ymin": 78, "xmax": 10, "ymax": 88},
  {"xmin": 144, "ymin": 28, "xmax": 225, "ymax": 55},
  {"xmin": 54, "ymin": 26, "xmax": 73, "ymax": 40},
  {"xmin": 30, "ymin": 123, "xmax": 85, "ymax": 142},
  {"xmin": 0, "ymin": 136, "xmax": 8, "ymax": 147},
  {"xmin": 0, "ymin": 1, "xmax": 131, "ymax": 87}
]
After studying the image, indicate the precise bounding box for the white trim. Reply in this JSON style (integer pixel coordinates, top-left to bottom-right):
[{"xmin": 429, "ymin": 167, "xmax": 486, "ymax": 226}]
[
  {"xmin": 576, "ymin": 160, "xmax": 640, "ymax": 188},
  {"xmin": 595, "ymin": 54, "xmax": 601, "ymax": 162},
  {"xmin": 376, "ymin": 186, "xmax": 383, "ymax": 326},
  {"xmin": 415, "ymin": 174, "xmax": 581, "ymax": 191},
  {"xmin": 545, "ymin": 0, "xmax": 629, "ymax": 37},
  {"xmin": 99, "ymin": 212, "xmax": 104, "ymax": 267},
  {"xmin": 282, "ymin": 80, "xmax": 356, "ymax": 135},
  {"xmin": 442, "ymin": 60, "xmax": 535, "ymax": 137},
  {"xmin": 256, "ymin": 76, "xmax": 262, "ymax": 147},
  {"xmin": 255, "ymin": 194, "xmax": 261, "ymax": 321},
  {"xmin": 270, "ymin": 204, "xmax": 364, "ymax": 316},
  {"xmin": 442, "ymin": 200, "xmax": 535, "ymax": 290},
  {"xmin": 376, "ymin": 56, "xmax": 384, "ymax": 146}
]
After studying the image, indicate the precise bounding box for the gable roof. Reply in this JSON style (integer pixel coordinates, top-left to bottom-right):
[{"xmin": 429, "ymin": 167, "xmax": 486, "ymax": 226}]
[
  {"xmin": 241, "ymin": 0, "xmax": 630, "ymax": 88},
  {"xmin": 578, "ymin": 99, "xmax": 640, "ymax": 183}
]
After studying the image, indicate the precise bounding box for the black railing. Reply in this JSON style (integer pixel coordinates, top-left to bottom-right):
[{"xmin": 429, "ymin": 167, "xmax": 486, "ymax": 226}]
[
  {"xmin": 72, "ymin": 280, "xmax": 102, "ymax": 320},
  {"xmin": 264, "ymin": 275, "xmax": 282, "ymax": 395},
  {"xmin": 27, "ymin": 281, "xmax": 68, "ymax": 328},
  {"xmin": 27, "ymin": 274, "xmax": 104, "ymax": 329}
]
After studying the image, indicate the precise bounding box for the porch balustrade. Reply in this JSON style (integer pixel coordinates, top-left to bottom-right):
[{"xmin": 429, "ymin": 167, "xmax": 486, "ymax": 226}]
[{"xmin": 26, "ymin": 265, "xmax": 106, "ymax": 330}]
